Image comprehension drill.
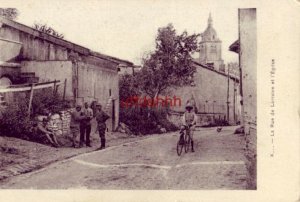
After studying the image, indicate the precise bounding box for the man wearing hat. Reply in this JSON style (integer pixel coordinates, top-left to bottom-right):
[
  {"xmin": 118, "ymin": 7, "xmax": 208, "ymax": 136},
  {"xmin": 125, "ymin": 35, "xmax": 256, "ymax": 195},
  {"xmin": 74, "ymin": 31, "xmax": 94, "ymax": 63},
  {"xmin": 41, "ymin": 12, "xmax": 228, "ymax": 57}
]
[
  {"xmin": 181, "ymin": 102, "xmax": 197, "ymax": 152},
  {"xmin": 95, "ymin": 103, "xmax": 110, "ymax": 150},
  {"xmin": 80, "ymin": 102, "xmax": 94, "ymax": 147},
  {"xmin": 70, "ymin": 105, "xmax": 85, "ymax": 148},
  {"xmin": 36, "ymin": 110, "xmax": 60, "ymax": 147}
]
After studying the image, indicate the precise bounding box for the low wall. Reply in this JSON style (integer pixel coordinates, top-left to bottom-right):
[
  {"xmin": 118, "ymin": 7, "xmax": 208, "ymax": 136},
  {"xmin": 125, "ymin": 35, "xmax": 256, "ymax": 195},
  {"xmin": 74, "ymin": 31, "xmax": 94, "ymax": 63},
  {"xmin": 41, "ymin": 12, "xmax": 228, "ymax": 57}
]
[
  {"xmin": 167, "ymin": 111, "xmax": 227, "ymax": 127},
  {"xmin": 59, "ymin": 110, "xmax": 72, "ymax": 135},
  {"xmin": 46, "ymin": 109, "xmax": 73, "ymax": 136}
]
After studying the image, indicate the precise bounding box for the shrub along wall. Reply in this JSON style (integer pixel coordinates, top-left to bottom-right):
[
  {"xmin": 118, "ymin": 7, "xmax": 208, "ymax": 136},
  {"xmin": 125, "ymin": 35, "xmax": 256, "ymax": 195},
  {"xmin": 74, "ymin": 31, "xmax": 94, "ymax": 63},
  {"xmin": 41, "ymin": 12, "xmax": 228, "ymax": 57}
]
[
  {"xmin": 119, "ymin": 106, "xmax": 178, "ymax": 135},
  {"xmin": 0, "ymin": 88, "xmax": 70, "ymax": 141}
]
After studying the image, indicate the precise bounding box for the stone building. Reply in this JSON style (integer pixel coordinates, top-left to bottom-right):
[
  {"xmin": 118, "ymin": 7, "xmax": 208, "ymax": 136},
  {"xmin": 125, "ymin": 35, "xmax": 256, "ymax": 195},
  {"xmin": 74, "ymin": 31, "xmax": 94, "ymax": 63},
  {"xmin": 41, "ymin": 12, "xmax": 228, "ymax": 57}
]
[
  {"xmin": 168, "ymin": 14, "xmax": 240, "ymax": 127},
  {"xmin": 169, "ymin": 61, "xmax": 240, "ymax": 126},
  {"xmin": 198, "ymin": 13, "xmax": 225, "ymax": 72},
  {"xmin": 0, "ymin": 16, "xmax": 133, "ymax": 131},
  {"xmin": 229, "ymin": 8, "xmax": 257, "ymax": 189}
]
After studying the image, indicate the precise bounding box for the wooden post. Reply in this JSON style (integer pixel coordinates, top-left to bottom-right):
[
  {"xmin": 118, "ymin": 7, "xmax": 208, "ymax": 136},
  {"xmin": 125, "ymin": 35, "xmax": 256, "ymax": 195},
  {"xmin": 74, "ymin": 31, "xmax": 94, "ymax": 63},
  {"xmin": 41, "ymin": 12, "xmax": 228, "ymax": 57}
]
[
  {"xmin": 233, "ymin": 77, "xmax": 236, "ymax": 124},
  {"xmin": 53, "ymin": 79, "xmax": 57, "ymax": 95},
  {"xmin": 28, "ymin": 83, "xmax": 35, "ymax": 118},
  {"xmin": 227, "ymin": 67, "xmax": 230, "ymax": 123},
  {"xmin": 63, "ymin": 79, "xmax": 67, "ymax": 100}
]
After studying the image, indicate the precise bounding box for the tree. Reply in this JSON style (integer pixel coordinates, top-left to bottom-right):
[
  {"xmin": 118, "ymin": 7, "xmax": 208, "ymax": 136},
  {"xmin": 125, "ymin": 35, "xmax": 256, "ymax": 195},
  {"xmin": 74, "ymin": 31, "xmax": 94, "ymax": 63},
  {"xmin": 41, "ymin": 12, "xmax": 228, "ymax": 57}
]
[
  {"xmin": 139, "ymin": 24, "xmax": 199, "ymax": 98},
  {"xmin": 33, "ymin": 23, "xmax": 64, "ymax": 39},
  {"xmin": 118, "ymin": 24, "xmax": 198, "ymax": 134},
  {"xmin": 119, "ymin": 74, "xmax": 142, "ymax": 105},
  {"xmin": 0, "ymin": 8, "xmax": 19, "ymax": 20}
]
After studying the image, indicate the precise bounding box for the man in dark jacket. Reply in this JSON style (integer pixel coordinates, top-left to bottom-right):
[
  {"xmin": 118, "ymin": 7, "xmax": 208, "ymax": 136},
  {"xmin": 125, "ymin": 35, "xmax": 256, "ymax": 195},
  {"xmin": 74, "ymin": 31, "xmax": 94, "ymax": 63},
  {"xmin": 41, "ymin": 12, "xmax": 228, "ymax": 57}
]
[{"xmin": 95, "ymin": 103, "xmax": 110, "ymax": 150}]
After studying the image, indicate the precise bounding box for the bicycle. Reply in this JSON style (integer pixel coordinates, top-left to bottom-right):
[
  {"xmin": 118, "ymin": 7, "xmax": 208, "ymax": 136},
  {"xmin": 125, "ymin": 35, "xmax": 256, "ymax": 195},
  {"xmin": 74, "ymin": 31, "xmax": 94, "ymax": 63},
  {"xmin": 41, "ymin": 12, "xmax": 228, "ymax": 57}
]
[{"xmin": 177, "ymin": 125, "xmax": 191, "ymax": 156}]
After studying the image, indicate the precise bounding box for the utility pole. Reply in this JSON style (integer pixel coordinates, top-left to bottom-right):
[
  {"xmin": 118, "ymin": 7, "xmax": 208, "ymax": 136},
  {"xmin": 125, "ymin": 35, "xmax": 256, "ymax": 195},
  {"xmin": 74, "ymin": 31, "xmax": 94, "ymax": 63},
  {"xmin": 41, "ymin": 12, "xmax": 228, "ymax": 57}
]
[
  {"xmin": 227, "ymin": 66, "xmax": 230, "ymax": 123},
  {"xmin": 238, "ymin": 9, "xmax": 244, "ymax": 127}
]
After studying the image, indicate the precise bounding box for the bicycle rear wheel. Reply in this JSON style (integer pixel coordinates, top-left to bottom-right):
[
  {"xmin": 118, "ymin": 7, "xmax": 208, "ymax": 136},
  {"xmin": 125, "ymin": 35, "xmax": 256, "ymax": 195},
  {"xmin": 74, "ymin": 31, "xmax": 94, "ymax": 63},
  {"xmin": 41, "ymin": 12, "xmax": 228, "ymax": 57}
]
[
  {"xmin": 184, "ymin": 132, "xmax": 191, "ymax": 153},
  {"xmin": 177, "ymin": 137, "xmax": 184, "ymax": 156}
]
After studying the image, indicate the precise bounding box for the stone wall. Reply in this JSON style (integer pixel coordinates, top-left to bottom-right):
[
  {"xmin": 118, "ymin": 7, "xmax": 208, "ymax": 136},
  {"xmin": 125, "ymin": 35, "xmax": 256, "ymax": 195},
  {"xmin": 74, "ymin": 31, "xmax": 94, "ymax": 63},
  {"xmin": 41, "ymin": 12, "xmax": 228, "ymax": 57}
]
[
  {"xmin": 45, "ymin": 110, "xmax": 72, "ymax": 136},
  {"xmin": 239, "ymin": 8, "xmax": 257, "ymax": 189},
  {"xmin": 167, "ymin": 111, "xmax": 227, "ymax": 127},
  {"xmin": 59, "ymin": 110, "xmax": 72, "ymax": 135},
  {"xmin": 171, "ymin": 63, "xmax": 240, "ymax": 125}
]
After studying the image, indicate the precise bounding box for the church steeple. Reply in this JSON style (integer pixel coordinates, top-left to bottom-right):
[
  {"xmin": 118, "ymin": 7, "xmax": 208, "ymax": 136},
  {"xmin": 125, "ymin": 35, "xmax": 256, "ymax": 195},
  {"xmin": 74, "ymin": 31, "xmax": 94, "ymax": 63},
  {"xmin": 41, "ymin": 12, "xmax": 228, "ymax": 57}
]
[
  {"xmin": 202, "ymin": 13, "xmax": 218, "ymax": 41},
  {"xmin": 199, "ymin": 13, "xmax": 224, "ymax": 71},
  {"xmin": 208, "ymin": 12, "xmax": 213, "ymax": 27}
]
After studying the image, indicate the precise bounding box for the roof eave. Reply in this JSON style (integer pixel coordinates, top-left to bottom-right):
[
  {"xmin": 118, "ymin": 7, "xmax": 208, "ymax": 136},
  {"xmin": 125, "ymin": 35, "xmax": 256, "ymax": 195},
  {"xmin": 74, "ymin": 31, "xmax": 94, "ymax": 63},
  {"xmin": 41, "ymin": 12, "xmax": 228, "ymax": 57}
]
[
  {"xmin": 90, "ymin": 51, "xmax": 133, "ymax": 66},
  {"xmin": 0, "ymin": 17, "xmax": 134, "ymax": 66},
  {"xmin": 229, "ymin": 40, "xmax": 240, "ymax": 53},
  {"xmin": 192, "ymin": 60, "xmax": 239, "ymax": 82}
]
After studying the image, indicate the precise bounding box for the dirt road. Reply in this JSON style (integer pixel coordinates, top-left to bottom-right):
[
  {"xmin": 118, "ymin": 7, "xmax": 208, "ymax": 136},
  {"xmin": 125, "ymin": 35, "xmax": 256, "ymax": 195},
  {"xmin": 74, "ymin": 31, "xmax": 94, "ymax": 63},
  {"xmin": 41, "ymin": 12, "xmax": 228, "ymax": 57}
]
[{"xmin": 0, "ymin": 127, "xmax": 248, "ymax": 189}]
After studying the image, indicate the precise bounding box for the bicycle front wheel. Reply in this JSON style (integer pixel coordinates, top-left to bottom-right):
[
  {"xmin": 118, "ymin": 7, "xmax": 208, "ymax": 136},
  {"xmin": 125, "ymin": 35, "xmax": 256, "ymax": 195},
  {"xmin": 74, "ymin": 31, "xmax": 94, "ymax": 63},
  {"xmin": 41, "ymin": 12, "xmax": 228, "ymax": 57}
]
[{"xmin": 184, "ymin": 132, "xmax": 191, "ymax": 153}]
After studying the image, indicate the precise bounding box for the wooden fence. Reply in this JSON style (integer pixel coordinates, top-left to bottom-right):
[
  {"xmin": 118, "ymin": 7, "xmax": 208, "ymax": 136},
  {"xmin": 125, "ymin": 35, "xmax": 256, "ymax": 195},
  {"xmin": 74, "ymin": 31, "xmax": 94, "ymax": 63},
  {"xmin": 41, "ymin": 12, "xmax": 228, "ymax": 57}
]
[{"xmin": 0, "ymin": 80, "xmax": 62, "ymax": 117}]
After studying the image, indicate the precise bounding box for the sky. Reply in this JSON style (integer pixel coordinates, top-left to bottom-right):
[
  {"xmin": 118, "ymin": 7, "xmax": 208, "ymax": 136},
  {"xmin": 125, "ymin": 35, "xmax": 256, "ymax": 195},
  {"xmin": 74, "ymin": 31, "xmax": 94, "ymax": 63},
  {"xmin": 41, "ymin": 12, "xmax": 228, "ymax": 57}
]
[{"xmin": 1, "ymin": 0, "xmax": 242, "ymax": 65}]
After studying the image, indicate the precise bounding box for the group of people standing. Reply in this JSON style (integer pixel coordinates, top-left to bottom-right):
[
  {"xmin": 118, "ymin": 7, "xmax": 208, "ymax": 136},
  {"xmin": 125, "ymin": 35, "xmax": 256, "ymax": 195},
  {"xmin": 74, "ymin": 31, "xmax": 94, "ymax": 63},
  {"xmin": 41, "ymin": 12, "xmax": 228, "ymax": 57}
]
[
  {"xmin": 36, "ymin": 102, "xmax": 110, "ymax": 150},
  {"xmin": 70, "ymin": 102, "xmax": 110, "ymax": 150}
]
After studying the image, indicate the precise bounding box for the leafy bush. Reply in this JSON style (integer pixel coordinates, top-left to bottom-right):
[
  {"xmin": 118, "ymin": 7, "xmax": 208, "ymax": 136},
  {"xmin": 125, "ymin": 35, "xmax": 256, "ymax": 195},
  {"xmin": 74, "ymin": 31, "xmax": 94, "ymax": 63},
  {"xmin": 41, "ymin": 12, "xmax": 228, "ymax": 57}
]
[
  {"xmin": 0, "ymin": 88, "xmax": 69, "ymax": 141},
  {"xmin": 31, "ymin": 88, "xmax": 70, "ymax": 115},
  {"xmin": 0, "ymin": 99, "xmax": 33, "ymax": 139},
  {"xmin": 119, "ymin": 74, "xmax": 178, "ymax": 135},
  {"xmin": 120, "ymin": 106, "xmax": 178, "ymax": 135},
  {"xmin": 156, "ymin": 116, "xmax": 178, "ymax": 132}
]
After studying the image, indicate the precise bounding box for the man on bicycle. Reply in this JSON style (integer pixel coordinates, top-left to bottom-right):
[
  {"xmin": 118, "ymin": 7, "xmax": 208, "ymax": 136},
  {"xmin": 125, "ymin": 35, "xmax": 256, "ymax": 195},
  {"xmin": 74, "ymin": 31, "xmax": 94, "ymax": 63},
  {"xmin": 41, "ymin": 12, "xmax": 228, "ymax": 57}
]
[{"xmin": 180, "ymin": 102, "xmax": 197, "ymax": 152}]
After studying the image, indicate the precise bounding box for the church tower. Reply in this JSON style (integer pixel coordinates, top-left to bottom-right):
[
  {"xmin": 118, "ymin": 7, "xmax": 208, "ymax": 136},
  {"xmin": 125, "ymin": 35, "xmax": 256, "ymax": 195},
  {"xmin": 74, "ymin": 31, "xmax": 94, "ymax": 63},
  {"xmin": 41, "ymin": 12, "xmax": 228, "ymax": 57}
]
[{"xmin": 199, "ymin": 13, "xmax": 225, "ymax": 72}]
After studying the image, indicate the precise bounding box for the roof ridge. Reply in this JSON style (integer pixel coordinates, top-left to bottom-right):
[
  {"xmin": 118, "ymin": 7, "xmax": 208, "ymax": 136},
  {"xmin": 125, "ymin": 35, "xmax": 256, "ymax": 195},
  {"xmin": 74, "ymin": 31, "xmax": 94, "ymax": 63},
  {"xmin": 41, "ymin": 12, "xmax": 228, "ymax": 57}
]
[
  {"xmin": 0, "ymin": 16, "xmax": 133, "ymax": 65},
  {"xmin": 192, "ymin": 60, "xmax": 239, "ymax": 81}
]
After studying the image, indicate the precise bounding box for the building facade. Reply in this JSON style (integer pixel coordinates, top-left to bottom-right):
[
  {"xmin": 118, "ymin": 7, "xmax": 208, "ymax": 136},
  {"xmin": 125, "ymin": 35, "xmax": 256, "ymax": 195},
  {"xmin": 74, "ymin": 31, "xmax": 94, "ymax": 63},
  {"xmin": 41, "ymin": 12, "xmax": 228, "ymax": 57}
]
[
  {"xmin": 0, "ymin": 17, "xmax": 133, "ymax": 131},
  {"xmin": 229, "ymin": 8, "xmax": 257, "ymax": 189},
  {"xmin": 169, "ymin": 61, "xmax": 240, "ymax": 126}
]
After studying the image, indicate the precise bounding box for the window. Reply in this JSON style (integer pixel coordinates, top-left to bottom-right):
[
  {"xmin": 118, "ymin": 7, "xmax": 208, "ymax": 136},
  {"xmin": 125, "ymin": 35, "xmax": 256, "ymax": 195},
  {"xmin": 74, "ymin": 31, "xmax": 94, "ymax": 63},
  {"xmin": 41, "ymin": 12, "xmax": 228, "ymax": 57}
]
[
  {"xmin": 210, "ymin": 45, "xmax": 217, "ymax": 53},
  {"xmin": 207, "ymin": 63, "xmax": 214, "ymax": 68}
]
